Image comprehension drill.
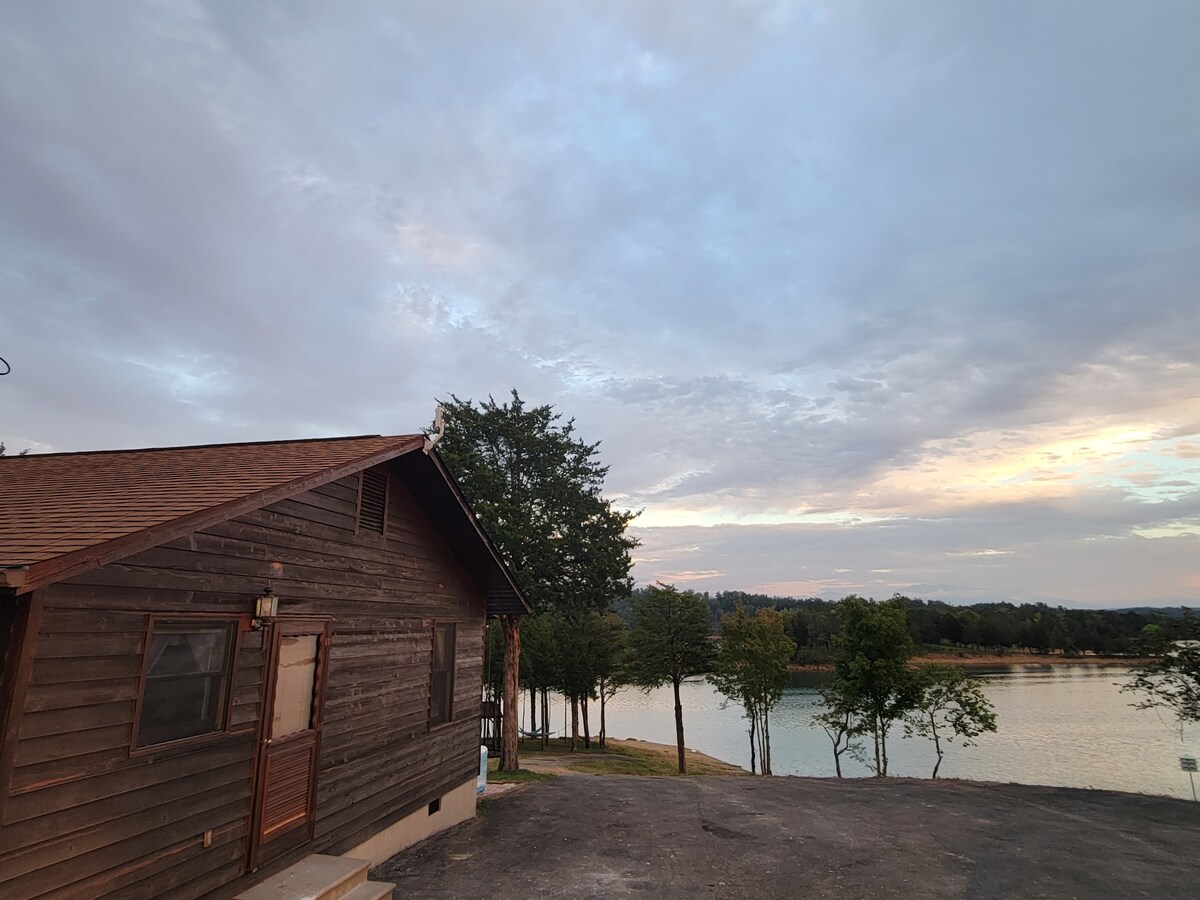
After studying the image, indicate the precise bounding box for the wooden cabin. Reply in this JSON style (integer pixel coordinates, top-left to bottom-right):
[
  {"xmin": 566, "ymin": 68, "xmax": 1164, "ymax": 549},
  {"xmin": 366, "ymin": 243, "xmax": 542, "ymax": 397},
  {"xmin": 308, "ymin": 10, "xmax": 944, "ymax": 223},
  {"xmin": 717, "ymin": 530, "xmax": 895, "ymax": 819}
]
[{"xmin": 0, "ymin": 435, "xmax": 528, "ymax": 899}]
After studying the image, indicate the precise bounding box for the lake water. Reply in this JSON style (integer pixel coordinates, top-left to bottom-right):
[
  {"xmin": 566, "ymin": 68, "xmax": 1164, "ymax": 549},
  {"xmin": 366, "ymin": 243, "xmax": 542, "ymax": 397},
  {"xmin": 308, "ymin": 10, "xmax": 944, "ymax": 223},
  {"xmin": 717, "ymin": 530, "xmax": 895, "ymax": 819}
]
[{"xmin": 529, "ymin": 666, "xmax": 1199, "ymax": 801}]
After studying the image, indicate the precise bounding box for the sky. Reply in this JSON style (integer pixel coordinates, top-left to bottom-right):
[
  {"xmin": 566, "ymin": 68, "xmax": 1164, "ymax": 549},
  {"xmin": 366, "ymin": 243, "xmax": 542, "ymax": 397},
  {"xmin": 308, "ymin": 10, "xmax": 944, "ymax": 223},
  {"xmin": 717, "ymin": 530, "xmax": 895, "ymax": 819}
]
[{"xmin": 2, "ymin": 2, "xmax": 1198, "ymax": 609}]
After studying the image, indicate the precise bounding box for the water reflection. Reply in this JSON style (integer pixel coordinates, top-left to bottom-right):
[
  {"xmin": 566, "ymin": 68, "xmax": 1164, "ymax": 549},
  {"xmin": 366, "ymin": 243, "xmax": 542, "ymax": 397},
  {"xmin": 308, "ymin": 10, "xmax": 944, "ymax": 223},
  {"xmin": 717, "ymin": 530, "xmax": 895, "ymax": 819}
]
[{"xmin": 533, "ymin": 666, "xmax": 1196, "ymax": 800}]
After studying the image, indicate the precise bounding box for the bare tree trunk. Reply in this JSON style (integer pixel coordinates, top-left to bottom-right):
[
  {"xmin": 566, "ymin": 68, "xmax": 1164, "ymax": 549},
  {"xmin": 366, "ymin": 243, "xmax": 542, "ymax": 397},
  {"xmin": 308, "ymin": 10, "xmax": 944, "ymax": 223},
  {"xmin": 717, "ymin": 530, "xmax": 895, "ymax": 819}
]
[
  {"xmin": 748, "ymin": 710, "xmax": 757, "ymax": 775},
  {"xmin": 499, "ymin": 616, "xmax": 521, "ymax": 772},
  {"xmin": 931, "ymin": 720, "xmax": 943, "ymax": 779},
  {"xmin": 570, "ymin": 695, "xmax": 579, "ymax": 751},
  {"xmin": 541, "ymin": 688, "xmax": 549, "ymax": 748},
  {"xmin": 761, "ymin": 709, "xmax": 771, "ymax": 776},
  {"xmin": 529, "ymin": 686, "xmax": 537, "ymax": 734},
  {"xmin": 673, "ymin": 677, "xmax": 687, "ymax": 774},
  {"xmin": 827, "ymin": 709, "xmax": 851, "ymax": 778},
  {"xmin": 581, "ymin": 697, "xmax": 591, "ymax": 748},
  {"xmin": 598, "ymin": 677, "xmax": 607, "ymax": 748},
  {"xmin": 872, "ymin": 716, "xmax": 883, "ymax": 777},
  {"xmin": 880, "ymin": 721, "xmax": 890, "ymax": 777}
]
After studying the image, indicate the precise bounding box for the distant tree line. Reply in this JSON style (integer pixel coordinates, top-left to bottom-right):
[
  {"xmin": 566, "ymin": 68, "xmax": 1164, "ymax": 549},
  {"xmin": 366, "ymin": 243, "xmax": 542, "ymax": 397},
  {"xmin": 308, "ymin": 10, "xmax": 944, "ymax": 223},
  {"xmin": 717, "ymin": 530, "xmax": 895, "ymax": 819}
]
[{"xmin": 614, "ymin": 590, "xmax": 1184, "ymax": 661}]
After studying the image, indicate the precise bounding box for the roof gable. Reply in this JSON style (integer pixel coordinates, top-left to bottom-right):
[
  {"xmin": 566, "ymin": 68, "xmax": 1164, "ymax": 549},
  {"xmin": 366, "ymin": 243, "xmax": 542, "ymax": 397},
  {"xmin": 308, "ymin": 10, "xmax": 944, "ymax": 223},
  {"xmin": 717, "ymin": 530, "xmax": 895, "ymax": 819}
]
[{"xmin": 0, "ymin": 436, "xmax": 529, "ymax": 615}]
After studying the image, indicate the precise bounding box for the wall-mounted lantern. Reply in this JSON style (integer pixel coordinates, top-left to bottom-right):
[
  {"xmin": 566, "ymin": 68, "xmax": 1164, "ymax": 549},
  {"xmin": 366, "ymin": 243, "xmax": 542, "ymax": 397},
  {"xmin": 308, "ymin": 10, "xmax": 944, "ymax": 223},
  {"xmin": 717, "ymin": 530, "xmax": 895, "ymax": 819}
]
[{"xmin": 254, "ymin": 586, "xmax": 279, "ymax": 628}]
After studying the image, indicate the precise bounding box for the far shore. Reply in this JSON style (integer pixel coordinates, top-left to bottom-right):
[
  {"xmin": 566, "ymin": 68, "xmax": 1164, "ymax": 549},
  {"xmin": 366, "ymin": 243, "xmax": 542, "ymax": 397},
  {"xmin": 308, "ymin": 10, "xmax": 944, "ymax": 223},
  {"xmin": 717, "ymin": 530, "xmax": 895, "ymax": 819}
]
[{"xmin": 791, "ymin": 652, "xmax": 1152, "ymax": 671}]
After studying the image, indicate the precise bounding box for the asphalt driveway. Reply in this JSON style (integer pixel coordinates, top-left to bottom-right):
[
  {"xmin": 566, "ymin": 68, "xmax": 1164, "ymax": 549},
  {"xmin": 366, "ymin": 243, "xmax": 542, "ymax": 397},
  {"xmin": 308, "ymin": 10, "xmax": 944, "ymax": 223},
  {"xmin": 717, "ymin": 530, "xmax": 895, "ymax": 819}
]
[{"xmin": 373, "ymin": 775, "xmax": 1199, "ymax": 899}]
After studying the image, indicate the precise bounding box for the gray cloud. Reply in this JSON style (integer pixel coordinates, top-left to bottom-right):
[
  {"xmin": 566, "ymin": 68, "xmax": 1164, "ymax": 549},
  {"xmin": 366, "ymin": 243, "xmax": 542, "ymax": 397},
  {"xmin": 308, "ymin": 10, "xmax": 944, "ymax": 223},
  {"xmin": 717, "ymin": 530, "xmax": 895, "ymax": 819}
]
[{"xmin": 2, "ymin": 1, "xmax": 1198, "ymax": 606}]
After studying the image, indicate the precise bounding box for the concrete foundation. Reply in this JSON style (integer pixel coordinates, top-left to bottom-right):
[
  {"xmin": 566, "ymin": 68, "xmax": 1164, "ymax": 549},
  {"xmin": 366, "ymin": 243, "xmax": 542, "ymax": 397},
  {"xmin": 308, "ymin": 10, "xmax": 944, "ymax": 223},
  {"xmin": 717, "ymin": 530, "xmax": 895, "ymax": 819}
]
[{"xmin": 343, "ymin": 779, "xmax": 476, "ymax": 867}]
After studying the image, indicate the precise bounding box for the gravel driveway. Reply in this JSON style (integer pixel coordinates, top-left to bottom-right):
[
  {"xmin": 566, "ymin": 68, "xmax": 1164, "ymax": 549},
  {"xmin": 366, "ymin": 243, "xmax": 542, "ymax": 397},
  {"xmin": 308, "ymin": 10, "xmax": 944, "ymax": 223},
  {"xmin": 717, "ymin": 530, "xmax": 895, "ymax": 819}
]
[{"xmin": 373, "ymin": 775, "xmax": 1199, "ymax": 899}]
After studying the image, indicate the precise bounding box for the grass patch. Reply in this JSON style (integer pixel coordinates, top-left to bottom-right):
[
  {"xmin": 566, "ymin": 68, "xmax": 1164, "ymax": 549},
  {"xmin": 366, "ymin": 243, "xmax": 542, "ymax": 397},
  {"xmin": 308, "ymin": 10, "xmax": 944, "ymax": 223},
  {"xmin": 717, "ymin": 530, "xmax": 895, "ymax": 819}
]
[
  {"xmin": 567, "ymin": 753, "xmax": 670, "ymax": 776},
  {"xmin": 495, "ymin": 737, "xmax": 747, "ymax": 777},
  {"xmin": 515, "ymin": 738, "xmax": 610, "ymax": 756},
  {"xmin": 568, "ymin": 740, "xmax": 746, "ymax": 777}
]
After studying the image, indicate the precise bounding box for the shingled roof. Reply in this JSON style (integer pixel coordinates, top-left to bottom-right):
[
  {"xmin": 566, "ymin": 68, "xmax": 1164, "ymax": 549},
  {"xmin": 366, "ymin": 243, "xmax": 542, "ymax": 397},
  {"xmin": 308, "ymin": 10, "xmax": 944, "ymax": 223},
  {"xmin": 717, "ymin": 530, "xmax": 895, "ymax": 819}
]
[{"xmin": 0, "ymin": 435, "xmax": 528, "ymax": 615}]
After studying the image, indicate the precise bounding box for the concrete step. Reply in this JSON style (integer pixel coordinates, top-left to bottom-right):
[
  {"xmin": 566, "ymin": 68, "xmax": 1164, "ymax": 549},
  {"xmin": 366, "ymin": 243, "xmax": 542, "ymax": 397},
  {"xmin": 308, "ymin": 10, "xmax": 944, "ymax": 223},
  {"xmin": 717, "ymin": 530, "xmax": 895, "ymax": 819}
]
[
  {"xmin": 234, "ymin": 854, "xmax": 370, "ymax": 900},
  {"xmin": 341, "ymin": 881, "xmax": 395, "ymax": 900}
]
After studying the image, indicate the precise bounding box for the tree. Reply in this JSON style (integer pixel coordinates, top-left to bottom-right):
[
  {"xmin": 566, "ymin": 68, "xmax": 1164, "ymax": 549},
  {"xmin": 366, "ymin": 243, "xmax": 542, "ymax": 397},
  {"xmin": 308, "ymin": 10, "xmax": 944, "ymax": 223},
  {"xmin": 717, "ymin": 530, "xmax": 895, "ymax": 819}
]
[
  {"xmin": 830, "ymin": 595, "xmax": 920, "ymax": 777},
  {"xmin": 625, "ymin": 583, "xmax": 716, "ymax": 773},
  {"xmin": 1122, "ymin": 611, "xmax": 1200, "ymax": 739},
  {"xmin": 553, "ymin": 611, "xmax": 597, "ymax": 749},
  {"xmin": 813, "ymin": 685, "xmax": 864, "ymax": 778},
  {"xmin": 592, "ymin": 612, "xmax": 629, "ymax": 749},
  {"xmin": 518, "ymin": 613, "xmax": 560, "ymax": 747},
  {"xmin": 905, "ymin": 664, "xmax": 997, "ymax": 778},
  {"xmin": 435, "ymin": 390, "xmax": 638, "ymax": 770},
  {"xmin": 709, "ymin": 606, "xmax": 795, "ymax": 775},
  {"xmin": 0, "ymin": 443, "xmax": 30, "ymax": 456}
]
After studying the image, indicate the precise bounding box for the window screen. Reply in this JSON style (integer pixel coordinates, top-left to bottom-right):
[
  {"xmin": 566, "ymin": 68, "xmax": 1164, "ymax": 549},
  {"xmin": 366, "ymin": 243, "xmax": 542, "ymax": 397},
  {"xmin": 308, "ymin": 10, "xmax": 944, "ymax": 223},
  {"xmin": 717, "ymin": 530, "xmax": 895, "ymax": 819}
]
[
  {"xmin": 430, "ymin": 622, "xmax": 456, "ymax": 726},
  {"xmin": 136, "ymin": 620, "xmax": 236, "ymax": 748}
]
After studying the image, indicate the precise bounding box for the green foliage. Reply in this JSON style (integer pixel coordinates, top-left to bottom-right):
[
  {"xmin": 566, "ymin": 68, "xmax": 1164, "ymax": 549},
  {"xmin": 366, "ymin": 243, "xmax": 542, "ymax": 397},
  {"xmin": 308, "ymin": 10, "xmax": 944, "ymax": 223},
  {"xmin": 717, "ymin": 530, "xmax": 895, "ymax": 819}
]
[
  {"xmin": 622, "ymin": 588, "xmax": 1177, "ymax": 661},
  {"xmin": 626, "ymin": 583, "xmax": 715, "ymax": 773},
  {"xmin": 1122, "ymin": 611, "xmax": 1200, "ymax": 736},
  {"xmin": 812, "ymin": 687, "xmax": 864, "ymax": 778},
  {"xmin": 828, "ymin": 596, "xmax": 921, "ymax": 777},
  {"xmin": 435, "ymin": 390, "xmax": 638, "ymax": 615},
  {"xmin": 518, "ymin": 613, "xmax": 559, "ymax": 694},
  {"xmin": 905, "ymin": 664, "xmax": 997, "ymax": 778},
  {"xmin": 591, "ymin": 612, "xmax": 630, "ymax": 695},
  {"xmin": 553, "ymin": 611, "xmax": 602, "ymax": 702},
  {"xmin": 626, "ymin": 583, "xmax": 716, "ymax": 690},
  {"xmin": 710, "ymin": 606, "xmax": 795, "ymax": 774},
  {"xmin": 711, "ymin": 606, "xmax": 794, "ymax": 711}
]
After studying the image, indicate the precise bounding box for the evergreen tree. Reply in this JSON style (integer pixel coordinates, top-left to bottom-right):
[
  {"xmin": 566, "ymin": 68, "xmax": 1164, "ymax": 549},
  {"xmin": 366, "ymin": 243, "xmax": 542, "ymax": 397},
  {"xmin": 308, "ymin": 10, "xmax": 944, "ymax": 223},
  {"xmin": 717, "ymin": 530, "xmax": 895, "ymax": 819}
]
[
  {"xmin": 434, "ymin": 390, "xmax": 638, "ymax": 769},
  {"xmin": 626, "ymin": 583, "xmax": 715, "ymax": 773}
]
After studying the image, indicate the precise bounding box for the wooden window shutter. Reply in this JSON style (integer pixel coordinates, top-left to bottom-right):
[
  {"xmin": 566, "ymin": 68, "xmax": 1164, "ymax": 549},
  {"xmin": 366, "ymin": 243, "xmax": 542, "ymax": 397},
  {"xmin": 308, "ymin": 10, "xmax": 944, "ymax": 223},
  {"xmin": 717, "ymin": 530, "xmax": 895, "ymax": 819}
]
[
  {"xmin": 260, "ymin": 742, "xmax": 318, "ymax": 838},
  {"xmin": 358, "ymin": 469, "xmax": 388, "ymax": 534}
]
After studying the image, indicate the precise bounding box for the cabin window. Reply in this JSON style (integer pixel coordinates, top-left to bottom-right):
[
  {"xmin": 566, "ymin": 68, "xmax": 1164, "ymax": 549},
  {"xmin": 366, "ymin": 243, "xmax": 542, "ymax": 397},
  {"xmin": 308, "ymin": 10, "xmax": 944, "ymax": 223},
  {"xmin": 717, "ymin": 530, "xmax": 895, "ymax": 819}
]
[
  {"xmin": 135, "ymin": 619, "xmax": 237, "ymax": 748},
  {"xmin": 430, "ymin": 622, "xmax": 456, "ymax": 726}
]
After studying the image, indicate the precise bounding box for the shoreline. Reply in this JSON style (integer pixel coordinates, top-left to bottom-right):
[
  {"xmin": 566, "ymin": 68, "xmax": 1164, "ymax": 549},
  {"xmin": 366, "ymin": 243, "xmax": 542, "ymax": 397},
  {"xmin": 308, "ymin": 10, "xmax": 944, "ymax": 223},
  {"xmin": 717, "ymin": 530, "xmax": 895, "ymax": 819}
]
[
  {"xmin": 511, "ymin": 736, "xmax": 747, "ymax": 776},
  {"xmin": 790, "ymin": 652, "xmax": 1152, "ymax": 671}
]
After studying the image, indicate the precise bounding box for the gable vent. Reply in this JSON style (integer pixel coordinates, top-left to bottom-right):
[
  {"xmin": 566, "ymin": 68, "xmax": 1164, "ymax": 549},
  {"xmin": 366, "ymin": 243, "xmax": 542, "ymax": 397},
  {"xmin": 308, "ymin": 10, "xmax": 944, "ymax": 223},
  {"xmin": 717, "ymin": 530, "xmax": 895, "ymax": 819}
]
[{"xmin": 358, "ymin": 469, "xmax": 388, "ymax": 535}]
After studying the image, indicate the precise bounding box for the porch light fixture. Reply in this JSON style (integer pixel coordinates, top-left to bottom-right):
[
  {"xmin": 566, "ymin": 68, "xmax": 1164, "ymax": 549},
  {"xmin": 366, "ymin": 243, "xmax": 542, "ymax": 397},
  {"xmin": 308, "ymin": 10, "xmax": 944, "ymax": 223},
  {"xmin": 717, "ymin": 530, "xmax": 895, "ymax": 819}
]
[{"xmin": 254, "ymin": 586, "xmax": 279, "ymax": 627}]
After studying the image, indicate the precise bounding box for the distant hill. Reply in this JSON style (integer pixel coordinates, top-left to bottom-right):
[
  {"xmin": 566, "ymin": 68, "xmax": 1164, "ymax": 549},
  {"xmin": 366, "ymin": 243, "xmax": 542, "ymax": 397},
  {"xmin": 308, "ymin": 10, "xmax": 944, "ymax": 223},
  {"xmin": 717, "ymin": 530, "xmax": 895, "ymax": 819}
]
[{"xmin": 1115, "ymin": 606, "xmax": 1192, "ymax": 618}]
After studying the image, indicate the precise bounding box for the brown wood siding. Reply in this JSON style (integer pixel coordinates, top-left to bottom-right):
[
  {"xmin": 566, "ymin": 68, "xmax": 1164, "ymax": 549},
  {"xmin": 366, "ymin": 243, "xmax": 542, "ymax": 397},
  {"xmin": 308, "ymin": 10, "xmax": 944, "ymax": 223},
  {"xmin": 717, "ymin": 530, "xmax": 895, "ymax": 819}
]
[{"xmin": 0, "ymin": 467, "xmax": 488, "ymax": 899}]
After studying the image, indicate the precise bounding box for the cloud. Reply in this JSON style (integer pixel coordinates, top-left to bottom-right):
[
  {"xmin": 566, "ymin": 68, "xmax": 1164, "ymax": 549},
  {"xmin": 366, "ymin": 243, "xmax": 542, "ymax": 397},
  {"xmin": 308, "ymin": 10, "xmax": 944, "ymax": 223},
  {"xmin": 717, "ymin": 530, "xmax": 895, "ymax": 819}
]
[{"xmin": 2, "ymin": 1, "xmax": 1198, "ymax": 607}]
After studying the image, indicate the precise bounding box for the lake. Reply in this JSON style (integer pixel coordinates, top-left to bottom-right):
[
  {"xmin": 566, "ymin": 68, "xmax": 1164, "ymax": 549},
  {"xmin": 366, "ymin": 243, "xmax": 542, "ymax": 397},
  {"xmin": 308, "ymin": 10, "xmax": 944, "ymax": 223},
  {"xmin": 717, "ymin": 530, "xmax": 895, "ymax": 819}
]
[{"xmin": 529, "ymin": 665, "xmax": 1199, "ymax": 800}]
